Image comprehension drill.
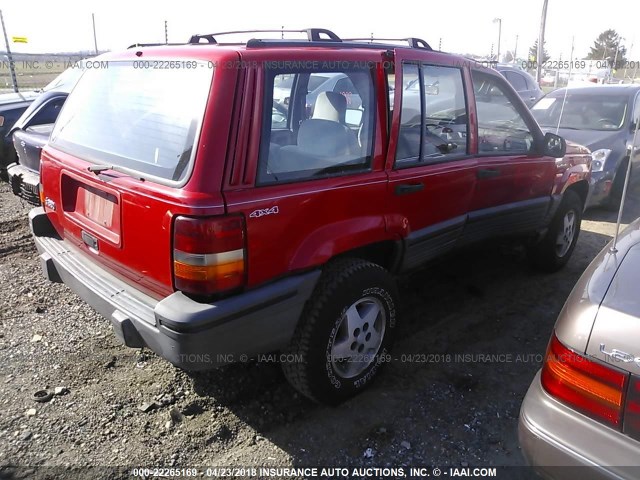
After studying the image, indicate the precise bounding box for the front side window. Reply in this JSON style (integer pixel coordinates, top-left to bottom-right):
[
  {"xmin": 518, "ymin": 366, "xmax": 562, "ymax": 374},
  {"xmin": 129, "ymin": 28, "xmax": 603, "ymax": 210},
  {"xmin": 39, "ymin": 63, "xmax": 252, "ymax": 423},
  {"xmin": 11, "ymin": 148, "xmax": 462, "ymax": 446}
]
[
  {"xmin": 395, "ymin": 63, "xmax": 468, "ymax": 167},
  {"xmin": 472, "ymin": 70, "xmax": 534, "ymax": 154},
  {"xmin": 258, "ymin": 68, "xmax": 374, "ymax": 184}
]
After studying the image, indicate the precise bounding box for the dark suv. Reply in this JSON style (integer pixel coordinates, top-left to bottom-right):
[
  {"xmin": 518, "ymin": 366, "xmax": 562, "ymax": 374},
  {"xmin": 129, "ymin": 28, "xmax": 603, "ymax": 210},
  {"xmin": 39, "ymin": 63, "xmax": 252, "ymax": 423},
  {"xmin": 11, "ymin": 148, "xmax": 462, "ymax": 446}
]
[{"xmin": 29, "ymin": 29, "xmax": 590, "ymax": 404}]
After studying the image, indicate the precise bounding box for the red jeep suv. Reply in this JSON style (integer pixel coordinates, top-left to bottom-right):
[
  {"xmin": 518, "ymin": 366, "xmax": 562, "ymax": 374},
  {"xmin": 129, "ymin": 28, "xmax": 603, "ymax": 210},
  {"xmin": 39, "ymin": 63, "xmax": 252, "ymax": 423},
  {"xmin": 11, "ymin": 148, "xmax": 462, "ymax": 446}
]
[{"xmin": 29, "ymin": 29, "xmax": 590, "ymax": 404}]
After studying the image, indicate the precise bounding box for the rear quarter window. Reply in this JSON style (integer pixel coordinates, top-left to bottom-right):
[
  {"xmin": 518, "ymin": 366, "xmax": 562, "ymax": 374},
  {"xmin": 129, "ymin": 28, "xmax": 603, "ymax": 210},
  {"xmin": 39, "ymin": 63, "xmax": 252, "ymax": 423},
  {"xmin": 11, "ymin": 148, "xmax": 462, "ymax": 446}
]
[{"xmin": 50, "ymin": 61, "xmax": 213, "ymax": 184}]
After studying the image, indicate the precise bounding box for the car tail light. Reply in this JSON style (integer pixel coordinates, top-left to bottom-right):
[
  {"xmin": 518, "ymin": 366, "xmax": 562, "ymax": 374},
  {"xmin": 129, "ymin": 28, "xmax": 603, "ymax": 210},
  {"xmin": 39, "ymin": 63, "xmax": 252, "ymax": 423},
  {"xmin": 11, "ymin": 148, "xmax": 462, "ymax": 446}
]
[
  {"xmin": 541, "ymin": 333, "xmax": 628, "ymax": 428},
  {"xmin": 172, "ymin": 215, "xmax": 246, "ymax": 296},
  {"xmin": 39, "ymin": 162, "xmax": 45, "ymax": 206},
  {"xmin": 623, "ymin": 377, "xmax": 640, "ymax": 441}
]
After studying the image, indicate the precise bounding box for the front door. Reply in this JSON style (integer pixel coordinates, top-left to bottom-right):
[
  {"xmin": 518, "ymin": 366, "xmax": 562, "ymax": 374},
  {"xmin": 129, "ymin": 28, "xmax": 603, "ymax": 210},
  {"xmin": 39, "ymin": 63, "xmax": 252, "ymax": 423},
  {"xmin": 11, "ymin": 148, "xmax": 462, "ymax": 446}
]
[
  {"xmin": 385, "ymin": 54, "xmax": 477, "ymax": 271},
  {"xmin": 464, "ymin": 69, "xmax": 556, "ymax": 243}
]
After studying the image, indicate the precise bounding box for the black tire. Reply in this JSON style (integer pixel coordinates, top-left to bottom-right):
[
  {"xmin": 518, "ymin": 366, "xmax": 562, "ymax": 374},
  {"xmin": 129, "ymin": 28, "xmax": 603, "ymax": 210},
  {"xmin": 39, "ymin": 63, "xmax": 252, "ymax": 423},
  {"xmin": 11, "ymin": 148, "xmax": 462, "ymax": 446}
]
[
  {"xmin": 529, "ymin": 190, "xmax": 582, "ymax": 273},
  {"xmin": 282, "ymin": 258, "xmax": 398, "ymax": 405},
  {"xmin": 605, "ymin": 160, "xmax": 629, "ymax": 211}
]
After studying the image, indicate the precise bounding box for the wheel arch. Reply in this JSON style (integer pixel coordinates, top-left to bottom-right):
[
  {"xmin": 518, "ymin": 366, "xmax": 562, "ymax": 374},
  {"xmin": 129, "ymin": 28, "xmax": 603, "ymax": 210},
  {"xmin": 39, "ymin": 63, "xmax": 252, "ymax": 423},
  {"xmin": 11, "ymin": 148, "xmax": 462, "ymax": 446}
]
[{"xmin": 564, "ymin": 180, "xmax": 589, "ymax": 211}]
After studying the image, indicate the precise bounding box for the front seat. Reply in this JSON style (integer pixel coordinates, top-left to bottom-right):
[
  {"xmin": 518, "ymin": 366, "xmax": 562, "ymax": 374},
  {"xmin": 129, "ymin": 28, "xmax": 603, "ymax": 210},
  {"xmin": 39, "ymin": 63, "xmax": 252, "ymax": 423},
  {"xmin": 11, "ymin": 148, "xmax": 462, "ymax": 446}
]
[
  {"xmin": 274, "ymin": 92, "xmax": 358, "ymax": 173},
  {"xmin": 312, "ymin": 91, "xmax": 348, "ymax": 123}
]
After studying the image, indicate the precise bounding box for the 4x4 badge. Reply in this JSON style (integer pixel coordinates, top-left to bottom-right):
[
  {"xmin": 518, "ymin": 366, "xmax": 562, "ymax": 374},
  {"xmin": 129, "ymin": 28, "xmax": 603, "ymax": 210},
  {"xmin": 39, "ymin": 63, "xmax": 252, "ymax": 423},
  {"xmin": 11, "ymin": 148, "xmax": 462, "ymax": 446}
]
[{"xmin": 249, "ymin": 206, "xmax": 279, "ymax": 218}]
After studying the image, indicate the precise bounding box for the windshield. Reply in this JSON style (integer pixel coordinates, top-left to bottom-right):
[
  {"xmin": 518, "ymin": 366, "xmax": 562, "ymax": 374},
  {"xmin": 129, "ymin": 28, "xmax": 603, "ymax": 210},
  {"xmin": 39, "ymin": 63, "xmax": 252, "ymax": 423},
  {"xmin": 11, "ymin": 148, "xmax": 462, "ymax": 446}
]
[
  {"xmin": 532, "ymin": 94, "xmax": 628, "ymax": 131},
  {"xmin": 50, "ymin": 61, "xmax": 213, "ymax": 184},
  {"xmin": 43, "ymin": 65, "xmax": 86, "ymax": 92}
]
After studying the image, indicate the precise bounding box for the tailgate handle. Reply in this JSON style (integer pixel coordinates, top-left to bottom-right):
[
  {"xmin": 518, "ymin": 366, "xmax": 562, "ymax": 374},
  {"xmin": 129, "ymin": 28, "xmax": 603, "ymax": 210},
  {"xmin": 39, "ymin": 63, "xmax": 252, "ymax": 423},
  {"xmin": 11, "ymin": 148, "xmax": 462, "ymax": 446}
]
[
  {"xmin": 81, "ymin": 230, "xmax": 99, "ymax": 251},
  {"xmin": 477, "ymin": 168, "xmax": 501, "ymax": 179},
  {"xmin": 395, "ymin": 183, "xmax": 424, "ymax": 195}
]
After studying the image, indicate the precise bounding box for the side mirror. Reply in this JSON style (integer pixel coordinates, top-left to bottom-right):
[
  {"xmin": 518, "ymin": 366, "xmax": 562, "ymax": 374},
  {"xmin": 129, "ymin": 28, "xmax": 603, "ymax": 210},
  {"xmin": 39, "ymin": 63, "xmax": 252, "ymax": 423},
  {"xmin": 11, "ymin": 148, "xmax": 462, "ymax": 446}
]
[{"xmin": 543, "ymin": 132, "xmax": 566, "ymax": 158}]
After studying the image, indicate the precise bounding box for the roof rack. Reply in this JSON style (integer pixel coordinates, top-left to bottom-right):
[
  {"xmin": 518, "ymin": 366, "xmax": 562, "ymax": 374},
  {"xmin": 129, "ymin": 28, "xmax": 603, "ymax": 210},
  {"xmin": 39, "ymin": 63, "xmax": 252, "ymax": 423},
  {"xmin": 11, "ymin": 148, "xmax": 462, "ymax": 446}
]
[
  {"xmin": 188, "ymin": 28, "xmax": 341, "ymax": 45},
  {"xmin": 128, "ymin": 30, "xmax": 434, "ymax": 52},
  {"xmin": 343, "ymin": 37, "xmax": 432, "ymax": 50},
  {"xmin": 127, "ymin": 43, "xmax": 185, "ymax": 49}
]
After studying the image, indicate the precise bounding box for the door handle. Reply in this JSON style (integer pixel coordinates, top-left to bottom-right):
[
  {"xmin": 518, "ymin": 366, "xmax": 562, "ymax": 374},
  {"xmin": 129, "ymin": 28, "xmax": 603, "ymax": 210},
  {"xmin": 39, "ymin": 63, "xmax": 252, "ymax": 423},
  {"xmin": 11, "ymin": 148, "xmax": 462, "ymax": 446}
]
[
  {"xmin": 477, "ymin": 168, "xmax": 501, "ymax": 179},
  {"xmin": 395, "ymin": 183, "xmax": 424, "ymax": 195}
]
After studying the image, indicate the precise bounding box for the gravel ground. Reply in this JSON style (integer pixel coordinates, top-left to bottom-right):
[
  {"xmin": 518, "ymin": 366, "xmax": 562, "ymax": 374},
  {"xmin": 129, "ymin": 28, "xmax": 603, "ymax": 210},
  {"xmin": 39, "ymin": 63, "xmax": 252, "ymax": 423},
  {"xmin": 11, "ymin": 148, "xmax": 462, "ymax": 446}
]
[{"xmin": 1, "ymin": 180, "xmax": 639, "ymax": 479}]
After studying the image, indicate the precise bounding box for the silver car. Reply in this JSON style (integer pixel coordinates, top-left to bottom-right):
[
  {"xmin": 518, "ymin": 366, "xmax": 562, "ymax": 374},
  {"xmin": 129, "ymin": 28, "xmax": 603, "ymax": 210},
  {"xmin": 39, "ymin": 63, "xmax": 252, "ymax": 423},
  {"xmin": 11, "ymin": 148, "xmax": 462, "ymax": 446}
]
[{"xmin": 519, "ymin": 218, "xmax": 640, "ymax": 478}]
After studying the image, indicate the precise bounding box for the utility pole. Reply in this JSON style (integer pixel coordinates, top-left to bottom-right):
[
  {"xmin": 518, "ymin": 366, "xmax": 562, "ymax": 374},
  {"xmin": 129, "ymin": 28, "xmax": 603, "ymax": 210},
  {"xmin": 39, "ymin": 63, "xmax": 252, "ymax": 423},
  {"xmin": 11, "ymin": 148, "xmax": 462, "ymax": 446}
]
[
  {"xmin": 92, "ymin": 13, "xmax": 98, "ymax": 54},
  {"xmin": 623, "ymin": 39, "xmax": 634, "ymax": 82},
  {"xmin": 536, "ymin": 0, "xmax": 549, "ymax": 84},
  {"xmin": 164, "ymin": 20, "xmax": 168, "ymax": 44},
  {"xmin": 0, "ymin": 10, "xmax": 18, "ymax": 92},
  {"xmin": 513, "ymin": 35, "xmax": 519, "ymax": 64},
  {"xmin": 493, "ymin": 18, "xmax": 502, "ymax": 63}
]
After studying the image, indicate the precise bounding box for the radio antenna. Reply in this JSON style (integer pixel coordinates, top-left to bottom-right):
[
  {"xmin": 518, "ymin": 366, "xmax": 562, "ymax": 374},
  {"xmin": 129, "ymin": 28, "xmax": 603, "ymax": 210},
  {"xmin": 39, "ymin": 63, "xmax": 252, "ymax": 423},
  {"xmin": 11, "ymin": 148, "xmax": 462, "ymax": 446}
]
[{"xmin": 610, "ymin": 115, "xmax": 640, "ymax": 252}]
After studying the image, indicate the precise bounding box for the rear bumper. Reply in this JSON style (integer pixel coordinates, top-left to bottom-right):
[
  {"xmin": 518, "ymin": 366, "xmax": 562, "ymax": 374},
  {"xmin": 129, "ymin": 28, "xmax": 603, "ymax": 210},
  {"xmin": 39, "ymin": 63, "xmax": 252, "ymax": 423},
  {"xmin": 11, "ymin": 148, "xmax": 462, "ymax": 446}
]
[
  {"xmin": 29, "ymin": 207, "xmax": 320, "ymax": 370},
  {"xmin": 519, "ymin": 371, "xmax": 640, "ymax": 480},
  {"xmin": 7, "ymin": 162, "xmax": 40, "ymax": 205}
]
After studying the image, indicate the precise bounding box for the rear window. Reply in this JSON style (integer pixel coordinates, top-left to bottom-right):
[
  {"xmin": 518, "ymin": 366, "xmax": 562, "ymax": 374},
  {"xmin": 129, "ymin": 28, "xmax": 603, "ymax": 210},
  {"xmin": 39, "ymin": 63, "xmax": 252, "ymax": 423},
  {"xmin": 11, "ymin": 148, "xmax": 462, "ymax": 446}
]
[{"xmin": 50, "ymin": 61, "xmax": 213, "ymax": 184}]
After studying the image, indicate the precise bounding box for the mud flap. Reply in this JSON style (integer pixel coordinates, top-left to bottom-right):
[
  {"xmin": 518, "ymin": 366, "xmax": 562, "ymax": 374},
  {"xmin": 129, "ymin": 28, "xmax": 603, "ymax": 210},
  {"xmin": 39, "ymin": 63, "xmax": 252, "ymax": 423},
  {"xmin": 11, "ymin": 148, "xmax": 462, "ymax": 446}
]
[
  {"xmin": 110, "ymin": 310, "xmax": 145, "ymax": 348},
  {"xmin": 39, "ymin": 252, "xmax": 61, "ymax": 283}
]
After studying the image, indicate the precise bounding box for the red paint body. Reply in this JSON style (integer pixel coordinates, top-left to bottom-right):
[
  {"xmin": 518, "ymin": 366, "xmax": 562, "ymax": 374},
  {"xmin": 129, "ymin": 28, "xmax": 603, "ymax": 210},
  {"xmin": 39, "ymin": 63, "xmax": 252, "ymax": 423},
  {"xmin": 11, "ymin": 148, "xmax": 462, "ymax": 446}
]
[{"xmin": 39, "ymin": 43, "xmax": 590, "ymax": 300}]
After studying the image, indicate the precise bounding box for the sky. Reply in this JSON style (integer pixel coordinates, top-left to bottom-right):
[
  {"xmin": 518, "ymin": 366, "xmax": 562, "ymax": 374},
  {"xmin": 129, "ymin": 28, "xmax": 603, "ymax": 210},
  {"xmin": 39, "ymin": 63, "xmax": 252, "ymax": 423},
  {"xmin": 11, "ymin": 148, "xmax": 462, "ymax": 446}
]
[{"xmin": 0, "ymin": 0, "xmax": 639, "ymax": 61}]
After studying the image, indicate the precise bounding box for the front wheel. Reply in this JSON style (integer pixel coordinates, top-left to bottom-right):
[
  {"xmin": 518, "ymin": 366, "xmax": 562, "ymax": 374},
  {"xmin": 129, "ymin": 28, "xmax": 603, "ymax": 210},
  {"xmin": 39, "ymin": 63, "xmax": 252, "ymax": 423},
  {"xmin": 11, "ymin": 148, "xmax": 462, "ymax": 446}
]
[
  {"xmin": 282, "ymin": 258, "xmax": 398, "ymax": 405},
  {"xmin": 529, "ymin": 190, "xmax": 582, "ymax": 273}
]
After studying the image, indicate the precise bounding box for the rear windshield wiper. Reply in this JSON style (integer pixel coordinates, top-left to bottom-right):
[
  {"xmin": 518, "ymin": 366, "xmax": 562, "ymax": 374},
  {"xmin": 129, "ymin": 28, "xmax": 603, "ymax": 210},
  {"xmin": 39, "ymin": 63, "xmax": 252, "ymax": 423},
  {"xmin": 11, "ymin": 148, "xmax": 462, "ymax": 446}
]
[{"xmin": 88, "ymin": 164, "xmax": 146, "ymax": 181}]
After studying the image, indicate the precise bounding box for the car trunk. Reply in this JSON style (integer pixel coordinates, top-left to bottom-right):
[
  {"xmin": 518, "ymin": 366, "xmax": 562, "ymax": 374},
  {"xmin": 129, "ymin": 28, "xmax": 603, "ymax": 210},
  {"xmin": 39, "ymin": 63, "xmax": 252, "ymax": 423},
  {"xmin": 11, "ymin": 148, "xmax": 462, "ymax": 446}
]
[
  {"xmin": 13, "ymin": 124, "xmax": 53, "ymax": 172},
  {"xmin": 39, "ymin": 58, "xmax": 221, "ymax": 299},
  {"xmin": 585, "ymin": 241, "xmax": 640, "ymax": 377}
]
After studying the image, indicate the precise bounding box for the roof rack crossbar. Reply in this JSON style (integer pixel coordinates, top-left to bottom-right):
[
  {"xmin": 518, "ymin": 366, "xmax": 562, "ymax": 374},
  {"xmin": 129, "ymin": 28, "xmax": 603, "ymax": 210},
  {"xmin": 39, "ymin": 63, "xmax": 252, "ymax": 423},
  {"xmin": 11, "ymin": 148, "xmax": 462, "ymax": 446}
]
[
  {"xmin": 343, "ymin": 37, "xmax": 432, "ymax": 50},
  {"xmin": 188, "ymin": 28, "xmax": 341, "ymax": 45},
  {"xmin": 127, "ymin": 43, "xmax": 186, "ymax": 49}
]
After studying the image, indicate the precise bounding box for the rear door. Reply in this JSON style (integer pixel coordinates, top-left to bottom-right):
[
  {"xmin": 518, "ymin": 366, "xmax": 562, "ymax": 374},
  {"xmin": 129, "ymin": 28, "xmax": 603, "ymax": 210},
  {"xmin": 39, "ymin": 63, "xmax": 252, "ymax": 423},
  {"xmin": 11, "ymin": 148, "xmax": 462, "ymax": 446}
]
[
  {"xmin": 464, "ymin": 69, "xmax": 555, "ymax": 244},
  {"xmin": 384, "ymin": 51, "xmax": 477, "ymax": 270},
  {"xmin": 223, "ymin": 52, "xmax": 391, "ymax": 287}
]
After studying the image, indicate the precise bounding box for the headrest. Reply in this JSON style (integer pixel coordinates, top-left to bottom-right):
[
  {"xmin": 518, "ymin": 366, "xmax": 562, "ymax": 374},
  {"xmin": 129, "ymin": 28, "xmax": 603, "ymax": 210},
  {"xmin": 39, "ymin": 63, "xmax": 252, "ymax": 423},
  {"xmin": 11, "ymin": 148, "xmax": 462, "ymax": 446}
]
[{"xmin": 312, "ymin": 91, "xmax": 347, "ymax": 123}]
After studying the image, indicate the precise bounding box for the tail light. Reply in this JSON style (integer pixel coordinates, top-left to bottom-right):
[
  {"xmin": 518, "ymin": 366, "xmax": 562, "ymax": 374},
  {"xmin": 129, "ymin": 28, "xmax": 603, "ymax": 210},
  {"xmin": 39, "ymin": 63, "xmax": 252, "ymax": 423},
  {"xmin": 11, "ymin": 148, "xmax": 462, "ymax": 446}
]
[
  {"xmin": 541, "ymin": 333, "xmax": 628, "ymax": 428},
  {"xmin": 623, "ymin": 377, "xmax": 640, "ymax": 441},
  {"xmin": 172, "ymin": 215, "xmax": 246, "ymax": 296},
  {"xmin": 39, "ymin": 162, "xmax": 45, "ymax": 206}
]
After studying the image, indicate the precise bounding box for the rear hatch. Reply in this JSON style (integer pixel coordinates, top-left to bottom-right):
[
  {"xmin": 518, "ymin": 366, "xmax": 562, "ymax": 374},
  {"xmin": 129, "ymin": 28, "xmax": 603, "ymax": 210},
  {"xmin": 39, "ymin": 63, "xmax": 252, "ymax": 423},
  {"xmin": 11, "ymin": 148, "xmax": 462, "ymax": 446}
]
[
  {"xmin": 13, "ymin": 124, "xmax": 53, "ymax": 172},
  {"xmin": 40, "ymin": 56, "xmax": 222, "ymax": 298}
]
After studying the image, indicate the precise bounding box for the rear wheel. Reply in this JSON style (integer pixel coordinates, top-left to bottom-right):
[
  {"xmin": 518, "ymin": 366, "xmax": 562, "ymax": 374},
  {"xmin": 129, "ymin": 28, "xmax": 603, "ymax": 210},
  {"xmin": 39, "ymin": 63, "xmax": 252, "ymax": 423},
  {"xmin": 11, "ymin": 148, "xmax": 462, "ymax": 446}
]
[
  {"xmin": 282, "ymin": 258, "xmax": 398, "ymax": 405},
  {"xmin": 529, "ymin": 190, "xmax": 582, "ymax": 272}
]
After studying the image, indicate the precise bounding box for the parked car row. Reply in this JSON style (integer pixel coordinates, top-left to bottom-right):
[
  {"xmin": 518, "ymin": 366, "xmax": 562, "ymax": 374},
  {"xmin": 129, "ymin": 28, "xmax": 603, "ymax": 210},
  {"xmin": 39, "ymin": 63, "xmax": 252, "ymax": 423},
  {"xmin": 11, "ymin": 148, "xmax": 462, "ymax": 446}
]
[
  {"xmin": 2, "ymin": 60, "xmax": 90, "ymax": 203},
  {"xmin": 0, "ymin": 90, "xmax": 40, "ymax": 176}
]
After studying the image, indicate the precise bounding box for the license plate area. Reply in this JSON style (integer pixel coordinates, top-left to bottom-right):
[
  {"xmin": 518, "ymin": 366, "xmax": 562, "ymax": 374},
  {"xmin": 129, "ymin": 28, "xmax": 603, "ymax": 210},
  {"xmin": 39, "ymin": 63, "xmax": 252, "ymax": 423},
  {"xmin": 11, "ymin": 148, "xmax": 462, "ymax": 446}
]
[{"xmin": 61, "ymin": 172, "xmax": 121, "ymax": 247}]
